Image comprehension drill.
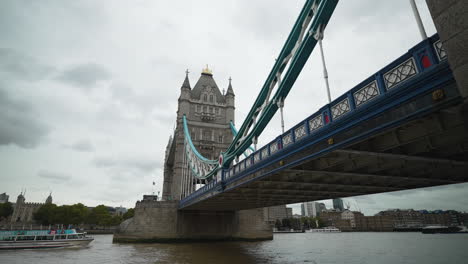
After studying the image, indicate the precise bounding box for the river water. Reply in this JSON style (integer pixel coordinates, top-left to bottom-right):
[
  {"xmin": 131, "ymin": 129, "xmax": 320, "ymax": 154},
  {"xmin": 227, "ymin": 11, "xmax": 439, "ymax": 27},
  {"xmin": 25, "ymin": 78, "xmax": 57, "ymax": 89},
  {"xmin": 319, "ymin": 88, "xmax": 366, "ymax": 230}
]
[{"xmin": 1, "ymin": 233, "xmax": 468, "ymax": 264}]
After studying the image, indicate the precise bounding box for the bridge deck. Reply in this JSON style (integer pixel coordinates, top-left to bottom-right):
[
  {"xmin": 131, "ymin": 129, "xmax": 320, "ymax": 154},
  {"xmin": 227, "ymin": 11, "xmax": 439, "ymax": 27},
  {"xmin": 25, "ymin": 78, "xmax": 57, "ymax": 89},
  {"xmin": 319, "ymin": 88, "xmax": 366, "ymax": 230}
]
[{"xmin": 179, "ymin": 34, "xmax": 468, "ymax": 211}]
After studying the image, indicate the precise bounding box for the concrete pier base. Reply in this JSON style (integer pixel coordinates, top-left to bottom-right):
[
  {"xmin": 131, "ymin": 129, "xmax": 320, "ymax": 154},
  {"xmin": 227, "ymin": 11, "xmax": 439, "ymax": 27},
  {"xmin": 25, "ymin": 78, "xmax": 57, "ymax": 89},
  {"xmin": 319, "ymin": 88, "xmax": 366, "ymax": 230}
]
[{"xmin": 113, "ymin": 200, "xmax": 272, "ymax": 243}]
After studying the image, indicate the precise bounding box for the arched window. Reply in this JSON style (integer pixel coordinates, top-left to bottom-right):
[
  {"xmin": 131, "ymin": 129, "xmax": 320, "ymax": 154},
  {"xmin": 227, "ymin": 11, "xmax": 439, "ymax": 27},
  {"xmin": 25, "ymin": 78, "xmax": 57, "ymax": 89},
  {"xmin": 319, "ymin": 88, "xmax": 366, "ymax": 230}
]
[
  {"xmin": 209, "ymin": 94, "xmax": 214, "ymax": 103},
  {"xmin": 203, "ymin": 94, "xmax": 207, "ymax": 102}
]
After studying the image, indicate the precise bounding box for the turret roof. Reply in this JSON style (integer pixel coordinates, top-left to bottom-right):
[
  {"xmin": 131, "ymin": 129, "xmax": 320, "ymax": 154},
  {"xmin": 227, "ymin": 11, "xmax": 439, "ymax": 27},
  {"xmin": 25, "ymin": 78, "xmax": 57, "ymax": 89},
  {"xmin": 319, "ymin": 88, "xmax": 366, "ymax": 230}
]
[
  {"xmin": 191, "ymin": 70, "xmax": 226, "ymax": 103},
  {"xmin": 226, "ymin": 77, "xmax": 235, "ymax": 96},
  {"xmin": 181, "ymin": 69, "xmax": 191, "ymax": 89}
]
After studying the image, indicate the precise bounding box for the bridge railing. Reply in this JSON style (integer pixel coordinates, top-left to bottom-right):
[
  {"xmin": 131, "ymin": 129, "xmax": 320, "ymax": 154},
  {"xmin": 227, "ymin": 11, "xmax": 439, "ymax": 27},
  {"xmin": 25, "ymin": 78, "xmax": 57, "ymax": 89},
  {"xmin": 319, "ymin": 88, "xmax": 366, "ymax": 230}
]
[{"xmin": 179, "ymin": 33, "xmax": 447, "ymax": 208}]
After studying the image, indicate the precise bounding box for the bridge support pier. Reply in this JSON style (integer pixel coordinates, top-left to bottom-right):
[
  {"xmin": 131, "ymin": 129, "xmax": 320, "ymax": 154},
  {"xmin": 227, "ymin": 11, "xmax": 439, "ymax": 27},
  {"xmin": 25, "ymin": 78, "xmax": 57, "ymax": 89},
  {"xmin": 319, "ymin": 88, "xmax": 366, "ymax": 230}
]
[
  {"xmin": 426, "ymin": 0, "xmax": 468, "ymax": 98},
  {"xmin": 113, "ymin": 200, "xmax": 273, "ymax": 243}
]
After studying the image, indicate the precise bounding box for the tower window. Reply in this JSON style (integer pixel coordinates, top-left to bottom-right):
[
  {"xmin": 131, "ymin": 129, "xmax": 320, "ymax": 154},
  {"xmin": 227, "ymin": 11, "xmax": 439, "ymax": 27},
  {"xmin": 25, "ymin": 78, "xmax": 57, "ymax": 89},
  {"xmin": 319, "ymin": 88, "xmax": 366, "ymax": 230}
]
[
  {"xmin": 210, "ymin": 94, "xmax": 214, "ymax": 103},
  {"xmin": 203, "ymin": 130, "xmax": 211, "ymax": 141},
  {"xmin": 219, "ymin": 135, "xmax": 223, "ymax": 143},
  {"xmin": 203, "ymin": 94, "xmax": 207, "ymax": 102}
]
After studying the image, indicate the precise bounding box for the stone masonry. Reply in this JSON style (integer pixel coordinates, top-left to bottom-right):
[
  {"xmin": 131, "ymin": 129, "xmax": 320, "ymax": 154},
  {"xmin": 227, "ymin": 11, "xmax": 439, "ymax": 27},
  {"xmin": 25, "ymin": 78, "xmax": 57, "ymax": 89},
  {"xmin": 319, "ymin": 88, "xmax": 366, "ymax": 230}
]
[
  {"xmin": 426, "ymin": 0, "xmax": 468, "ymax": 98},
  {"xmin": 114, "ymin": 68, "xmax": 272, "ymax": 242}
]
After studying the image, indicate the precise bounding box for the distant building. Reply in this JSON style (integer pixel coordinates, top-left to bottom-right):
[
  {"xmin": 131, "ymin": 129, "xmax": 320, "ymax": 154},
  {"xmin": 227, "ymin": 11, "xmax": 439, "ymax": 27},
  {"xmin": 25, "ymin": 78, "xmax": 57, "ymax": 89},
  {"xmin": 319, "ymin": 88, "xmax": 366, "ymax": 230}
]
[
  {"xmin": 376, "ymin": 209, "xmax": 423, "ymax": 228},
  {"xmin": 332, "ymin": 198, "xmax": 344, "ymax": 211},
  {"xmin": 10, "ymin": 192, "xmax": 52, "ymax": 223},
  {"xmin": 265, "ymin": 205, "xmax": 293, "ymax": 221},
  {"xmin": 354, "ymin": 215, "xmax": 394, "ymax": 232},
  {"xmin": 301, "ymin": 202, "xmax": 326, "ymax": 217},
  {"xmin": 0, "ymin": 193, "xmax": 9, "ymax": 203},
  {"xmin": 341, "ymin": 210, "xmax": 362, "ymax": 228},
  {"xmin": 115, "ymin": 206, "xmax": 128, "ymax": 216}
]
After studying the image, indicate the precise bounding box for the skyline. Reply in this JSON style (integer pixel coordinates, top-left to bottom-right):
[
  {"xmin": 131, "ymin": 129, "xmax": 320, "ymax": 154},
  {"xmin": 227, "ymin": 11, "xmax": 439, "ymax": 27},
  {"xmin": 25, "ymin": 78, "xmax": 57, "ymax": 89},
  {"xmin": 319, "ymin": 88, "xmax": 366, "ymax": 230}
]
[{"xmin": 1, "ymin": 0, "xmax": 468, "ymax": 215}]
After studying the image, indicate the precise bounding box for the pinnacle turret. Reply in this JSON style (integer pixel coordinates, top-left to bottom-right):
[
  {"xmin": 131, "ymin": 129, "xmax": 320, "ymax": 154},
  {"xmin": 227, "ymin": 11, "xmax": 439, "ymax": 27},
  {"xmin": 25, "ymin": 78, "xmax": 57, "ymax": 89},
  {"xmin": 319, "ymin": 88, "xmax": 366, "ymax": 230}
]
[
  {"xmin": 226, "ymin": 77, "xmax": 235, "ymax": 96},
  {"xmin": 181, "ymin": 69, "xmax": 191, "ymax": 90}
]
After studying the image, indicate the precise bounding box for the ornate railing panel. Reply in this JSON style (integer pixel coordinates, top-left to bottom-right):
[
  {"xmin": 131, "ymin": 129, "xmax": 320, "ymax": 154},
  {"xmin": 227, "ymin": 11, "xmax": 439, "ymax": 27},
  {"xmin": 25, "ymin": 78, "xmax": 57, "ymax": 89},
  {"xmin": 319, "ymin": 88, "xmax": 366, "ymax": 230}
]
[
  {"xmin": 308, "ymin": 115, "xmax": 323, "ymax": 132},
  {"xmin": 282, "ymin": 132, "xmax": 294, "ymax": 147},
  {"xmin": 383, "ymin": 57, "xmax": 418, "ymax": 90},
  {"xmin": 331, "ymin": 98, "xmax": 351, "ymax": 119},
  {"xmin": 433, "ymin": 40, "xmax": 447, "ymax": 61},
  {"xmin": 353, "ymin": 80, "xmax": 380, "ymax": 107}
]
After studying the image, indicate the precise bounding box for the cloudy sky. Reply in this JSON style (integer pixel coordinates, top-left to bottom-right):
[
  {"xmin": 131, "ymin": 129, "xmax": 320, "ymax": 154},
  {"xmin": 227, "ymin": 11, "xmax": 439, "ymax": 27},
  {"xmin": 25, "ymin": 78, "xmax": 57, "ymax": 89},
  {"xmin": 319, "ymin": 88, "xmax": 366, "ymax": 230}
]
[{"xmin": 1, "ymin": 0, "xmax": 467, "ymax": 215}]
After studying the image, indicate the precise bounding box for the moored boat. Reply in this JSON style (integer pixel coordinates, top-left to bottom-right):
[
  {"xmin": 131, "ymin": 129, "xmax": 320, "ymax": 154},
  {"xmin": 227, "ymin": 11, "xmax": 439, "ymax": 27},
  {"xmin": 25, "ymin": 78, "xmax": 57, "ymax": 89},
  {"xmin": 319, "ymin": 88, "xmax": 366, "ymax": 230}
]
[
  {"xmin": 421, "ymin": 226, "xmax": 464, "ymax": 234},
  {"xmin": 0, "ymin": 229, "xmax": 93, "ymax": 250}
]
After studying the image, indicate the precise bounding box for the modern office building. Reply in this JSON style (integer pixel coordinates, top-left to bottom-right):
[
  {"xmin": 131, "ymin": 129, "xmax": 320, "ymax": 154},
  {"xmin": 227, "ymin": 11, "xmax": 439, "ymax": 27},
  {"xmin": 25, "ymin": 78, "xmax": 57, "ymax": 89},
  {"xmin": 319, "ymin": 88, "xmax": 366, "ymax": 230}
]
[
  {"xmin": 333, "ymin": 198, "xmax": 344, "ymax": 211},
  {"xmin": 301, "ymin": 202, "xmax": 326, "ymax": 217}
]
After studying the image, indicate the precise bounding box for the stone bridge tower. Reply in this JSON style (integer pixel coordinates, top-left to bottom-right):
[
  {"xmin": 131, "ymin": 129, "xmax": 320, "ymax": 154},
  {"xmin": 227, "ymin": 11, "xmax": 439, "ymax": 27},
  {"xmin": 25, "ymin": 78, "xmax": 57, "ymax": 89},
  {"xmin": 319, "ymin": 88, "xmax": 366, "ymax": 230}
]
[{"xmin": 162, "ymin": 66, "xmax": 235, "ymax": 201}]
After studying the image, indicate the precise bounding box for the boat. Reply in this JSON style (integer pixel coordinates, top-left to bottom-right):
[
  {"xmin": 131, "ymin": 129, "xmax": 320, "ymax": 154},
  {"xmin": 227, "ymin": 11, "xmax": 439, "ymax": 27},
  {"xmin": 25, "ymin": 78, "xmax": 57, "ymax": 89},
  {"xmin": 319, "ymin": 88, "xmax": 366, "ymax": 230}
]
[
  {"xmin": 306, "ymin": 227, "xmax": 341, "ymax": 233},
  {"xmin": 0, "ymin": 229, "xmax": 94, "ymax": 250},
  {"xmin": 421, "ymin": 225, "xmax": 468, "ymax": 234}
]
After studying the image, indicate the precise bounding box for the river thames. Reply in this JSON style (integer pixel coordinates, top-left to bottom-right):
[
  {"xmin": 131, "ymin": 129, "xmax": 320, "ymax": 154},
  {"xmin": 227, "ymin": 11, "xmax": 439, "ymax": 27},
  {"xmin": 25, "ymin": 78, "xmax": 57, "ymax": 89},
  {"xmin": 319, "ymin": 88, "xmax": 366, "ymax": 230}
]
[{"xmin": 1, "ymin": 233, "xmax": 468, "ymax": 264}]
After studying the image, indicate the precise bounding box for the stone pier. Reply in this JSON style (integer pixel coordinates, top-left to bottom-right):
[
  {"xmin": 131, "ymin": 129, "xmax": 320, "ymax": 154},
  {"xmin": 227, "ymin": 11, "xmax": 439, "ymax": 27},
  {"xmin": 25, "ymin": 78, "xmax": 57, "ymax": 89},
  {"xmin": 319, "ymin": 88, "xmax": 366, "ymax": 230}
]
[{"xmin": 113, "ymin": 200, "xmax": 272, "ymax": 243}]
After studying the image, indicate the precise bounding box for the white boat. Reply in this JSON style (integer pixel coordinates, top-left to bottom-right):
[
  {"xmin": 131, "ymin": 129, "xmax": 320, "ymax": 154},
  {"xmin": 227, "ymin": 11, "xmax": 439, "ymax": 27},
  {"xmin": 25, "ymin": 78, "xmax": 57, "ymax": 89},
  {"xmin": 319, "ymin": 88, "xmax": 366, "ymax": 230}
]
[
  {"xmin": 306, "ymin": 227, "xmax": 341, "ymax": 233},
  {"xmin": 0, "ymin": 229, "xmax": 93, "ymax": 250}
]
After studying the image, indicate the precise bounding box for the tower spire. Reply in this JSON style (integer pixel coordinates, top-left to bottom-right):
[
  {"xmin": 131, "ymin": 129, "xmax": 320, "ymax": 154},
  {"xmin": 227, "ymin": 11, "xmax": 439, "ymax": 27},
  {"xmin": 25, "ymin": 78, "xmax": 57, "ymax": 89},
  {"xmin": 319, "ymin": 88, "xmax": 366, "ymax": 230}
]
[
  {"xmin": 226, "ymin": 76, "xmax": 235, "ymax": 96},
  {"xmin": 181, "ymin": 69, "xmax": 191, "ymax": 89}
]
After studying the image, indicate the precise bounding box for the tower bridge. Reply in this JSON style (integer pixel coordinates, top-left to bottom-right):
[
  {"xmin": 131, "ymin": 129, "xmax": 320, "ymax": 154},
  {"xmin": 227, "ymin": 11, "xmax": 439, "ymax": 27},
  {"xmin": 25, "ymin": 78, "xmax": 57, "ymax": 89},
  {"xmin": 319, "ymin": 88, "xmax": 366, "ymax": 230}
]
[{"xmin": 114, "ymin": 0, "xmax": 468, "ymax": 242}]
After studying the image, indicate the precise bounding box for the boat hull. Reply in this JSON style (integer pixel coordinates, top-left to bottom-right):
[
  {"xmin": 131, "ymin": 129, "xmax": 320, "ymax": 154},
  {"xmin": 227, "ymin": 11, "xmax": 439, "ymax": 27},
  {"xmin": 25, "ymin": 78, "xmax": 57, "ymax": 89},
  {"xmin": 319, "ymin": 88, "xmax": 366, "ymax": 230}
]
[{"xmin": 0, "ymin": 238, "xmax": 93, "ymax": 250}]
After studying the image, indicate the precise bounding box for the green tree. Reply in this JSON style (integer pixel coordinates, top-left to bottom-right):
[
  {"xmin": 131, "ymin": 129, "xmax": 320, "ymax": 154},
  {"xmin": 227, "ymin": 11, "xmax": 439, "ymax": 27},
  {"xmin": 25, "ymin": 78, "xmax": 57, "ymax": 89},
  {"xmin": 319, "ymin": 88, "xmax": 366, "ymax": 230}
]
[
  {"xmin": 123, "ymin": 208, "xmax": 134, "ymax": 220},
  {"xmin": 291, "ymin": 218, "xmax": 301, "ymax": 230},
  {"xmin": 86, "ymin": 205, "xmax": 112, "ymax": 226},
  {"xmin": 0, "ymin": 202, "xmax": 14, "ymax": 220},
  {"xmin": 275, "ymin": 219, "xmax": 282, "ymax": 230},
  {"xmin": 34, "ymin": 203, "xmax": 58, "ymax": 225}
]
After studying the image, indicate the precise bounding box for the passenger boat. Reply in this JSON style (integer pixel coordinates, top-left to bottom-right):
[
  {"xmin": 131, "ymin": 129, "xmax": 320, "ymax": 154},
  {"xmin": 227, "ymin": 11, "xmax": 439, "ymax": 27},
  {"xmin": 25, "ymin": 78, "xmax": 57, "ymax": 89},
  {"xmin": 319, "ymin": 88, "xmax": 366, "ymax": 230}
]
[{"xmin": 0, "ymin": 229, "xmax": 93, "ymax": 250}]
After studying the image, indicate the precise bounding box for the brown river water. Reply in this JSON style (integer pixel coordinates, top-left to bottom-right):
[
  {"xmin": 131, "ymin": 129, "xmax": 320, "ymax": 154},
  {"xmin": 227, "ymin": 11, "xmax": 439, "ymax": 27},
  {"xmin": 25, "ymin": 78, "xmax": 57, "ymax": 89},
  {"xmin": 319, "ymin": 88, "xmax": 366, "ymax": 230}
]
[{"xmin": 1, "ymin": 233, "xmax": 468, "ymax": 264}]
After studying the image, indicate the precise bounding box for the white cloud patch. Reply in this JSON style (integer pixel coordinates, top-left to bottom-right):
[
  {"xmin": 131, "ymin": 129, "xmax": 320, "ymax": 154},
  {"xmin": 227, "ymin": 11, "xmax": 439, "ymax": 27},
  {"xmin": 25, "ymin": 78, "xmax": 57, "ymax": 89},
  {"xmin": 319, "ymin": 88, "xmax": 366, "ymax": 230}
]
[{"xmin": 38, "ymin": 170, "xmax": 71, "ymax": 183}]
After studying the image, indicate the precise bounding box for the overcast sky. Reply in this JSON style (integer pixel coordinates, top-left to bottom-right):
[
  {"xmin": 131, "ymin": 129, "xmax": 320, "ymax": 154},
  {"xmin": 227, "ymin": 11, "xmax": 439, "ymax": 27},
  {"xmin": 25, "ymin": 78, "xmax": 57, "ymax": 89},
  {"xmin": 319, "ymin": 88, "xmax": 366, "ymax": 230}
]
[{"xmin": 1, "ymin": 0, "xmax": 467, "ymax": 215}]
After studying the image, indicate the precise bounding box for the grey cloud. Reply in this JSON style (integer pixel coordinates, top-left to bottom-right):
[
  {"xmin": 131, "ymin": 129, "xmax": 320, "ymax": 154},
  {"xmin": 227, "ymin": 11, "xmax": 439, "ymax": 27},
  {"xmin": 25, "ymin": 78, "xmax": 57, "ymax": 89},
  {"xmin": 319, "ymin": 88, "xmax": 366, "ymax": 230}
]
[
  {"xmin": 0, "ymin": 87, "xmax": 49, "ymax": 148},
  {"xmin": 93, "ymin": 156, "xmax": 161, "ymax": 173},
  {"xmin": 57, "ymin": 63, "xmax": 111, "ymax": 89},
  {"xmin": 63, "ymin": 139, "xmax": 94, "ymax": 152},
  {"xmin": 38, "ymin": 170, "xmax": 71, "ymax": 182},
  {"xmin": 0, "ymin": 48, "xmax": 54, "ymax": 81}
]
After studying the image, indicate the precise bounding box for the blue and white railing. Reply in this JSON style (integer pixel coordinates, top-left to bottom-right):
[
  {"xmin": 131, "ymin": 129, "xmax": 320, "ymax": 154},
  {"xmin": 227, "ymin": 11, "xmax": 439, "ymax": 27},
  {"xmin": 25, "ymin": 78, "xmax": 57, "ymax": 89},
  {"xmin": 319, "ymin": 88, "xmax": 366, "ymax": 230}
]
[{"xmin": 179, "ymin": 34, "xmax": 448, "ymax": 207}]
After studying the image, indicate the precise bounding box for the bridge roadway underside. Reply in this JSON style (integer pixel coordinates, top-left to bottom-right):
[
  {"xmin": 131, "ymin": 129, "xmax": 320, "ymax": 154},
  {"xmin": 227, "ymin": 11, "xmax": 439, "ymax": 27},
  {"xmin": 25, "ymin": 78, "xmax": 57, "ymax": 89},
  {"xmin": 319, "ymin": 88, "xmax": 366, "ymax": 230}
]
[{"xmin": 183, "ymin": 82, "xmax": 468, "ymax": 210}]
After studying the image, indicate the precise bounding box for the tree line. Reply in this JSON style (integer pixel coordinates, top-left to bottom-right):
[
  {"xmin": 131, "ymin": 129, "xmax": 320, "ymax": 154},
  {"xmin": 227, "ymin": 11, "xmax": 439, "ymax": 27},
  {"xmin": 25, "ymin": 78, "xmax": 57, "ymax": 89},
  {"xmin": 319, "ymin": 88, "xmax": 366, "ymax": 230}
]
[
  {"xmin": 33, "ymin": 203, "xmax": 134, "ymax": 226},
  {"xmin": 0, "ymin": 202, "xmax": 14, "ymax": 220},
  {"xmin": 275, "ymin": 216, "xmax": 325, "ymax": 230}
]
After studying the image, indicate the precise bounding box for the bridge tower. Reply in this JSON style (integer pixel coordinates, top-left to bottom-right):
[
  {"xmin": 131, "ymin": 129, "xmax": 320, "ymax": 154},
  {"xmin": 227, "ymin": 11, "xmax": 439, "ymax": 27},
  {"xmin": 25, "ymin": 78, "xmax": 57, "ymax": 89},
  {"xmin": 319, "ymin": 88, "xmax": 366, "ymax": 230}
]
[
  {"xmin": 162, "ymin": 66, "xmax": 235, "ymax": 201},
  {"xmin": 115, "ymin": 67, "xmax": 272, "ymax": 243}
]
